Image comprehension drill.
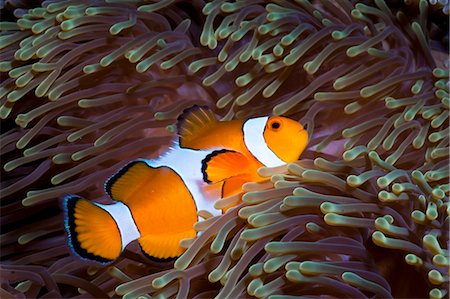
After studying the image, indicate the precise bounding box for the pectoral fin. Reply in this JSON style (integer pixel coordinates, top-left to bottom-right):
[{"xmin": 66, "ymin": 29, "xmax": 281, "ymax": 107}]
[{"xmin": 201, "ymin": 150, "xmax": 251, "ymax": 184}]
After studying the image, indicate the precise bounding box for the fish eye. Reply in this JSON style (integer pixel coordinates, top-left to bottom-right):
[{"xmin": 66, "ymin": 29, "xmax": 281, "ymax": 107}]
[
  {"xmin": 268, "ymin": 118, "xmax": 282, "ymax": 131},
  {"xmin": 271, "ymin": 122, "xmax": 280, "ymax": 129}
]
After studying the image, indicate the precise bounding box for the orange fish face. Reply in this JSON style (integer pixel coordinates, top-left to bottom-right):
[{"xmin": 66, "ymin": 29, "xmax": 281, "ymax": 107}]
[{"xmin": 263, "ymin": 116, "xmax": 309, "ymax": 163}]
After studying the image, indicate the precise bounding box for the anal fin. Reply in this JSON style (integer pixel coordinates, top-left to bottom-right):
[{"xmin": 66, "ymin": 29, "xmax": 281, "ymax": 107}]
[
  {"xmin": 222, "ymin": 177, "xmax": 247, "ymax": 198},
  {"xmin": 105, "ymin": 160, "xmax": 155, "ymax": 204},
  {"xmin": 138, "ymin": 229, "xmax": 196, "ymax": 259},
  {"xmin": 221, "ymin": 177, "xmax": 247, "ymax": 212}
]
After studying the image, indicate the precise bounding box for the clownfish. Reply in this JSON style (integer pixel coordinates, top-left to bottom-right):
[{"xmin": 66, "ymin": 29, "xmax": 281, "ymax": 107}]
[{"xmin": 64, "ymin": 106, "xmax": 308, "ymax": 263}]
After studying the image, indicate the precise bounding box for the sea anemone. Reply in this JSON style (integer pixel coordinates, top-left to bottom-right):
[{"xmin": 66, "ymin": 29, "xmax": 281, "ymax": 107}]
[{"xmin": 1, "ymin": 0, "xmax": 448, "ymax": 298}]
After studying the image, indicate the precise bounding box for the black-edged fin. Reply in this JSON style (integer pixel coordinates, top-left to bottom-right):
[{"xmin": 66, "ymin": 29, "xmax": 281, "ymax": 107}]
[
  {"xmin": 177, "ymin": 105, "xmax": 217, "ymax": 148},
  {"xmin": 105, "ymin": 160, "xmax": 155, "ymax": 204},
  {"xmin": 201, "ymin": 149, "xmax": 250, "ymax": 184},
  {"xmin": 64, "ymin": 195, "xmax": 120, "ymax": 263}
]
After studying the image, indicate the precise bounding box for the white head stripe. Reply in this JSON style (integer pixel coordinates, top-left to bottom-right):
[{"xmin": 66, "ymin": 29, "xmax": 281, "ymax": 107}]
[
  {"xmin": 243, "ymin": 117, "xmax": 286, "ymax": 168},
  {"xmin": 95, "ymin": 202, "xmax": 141, "ymax": 251}
]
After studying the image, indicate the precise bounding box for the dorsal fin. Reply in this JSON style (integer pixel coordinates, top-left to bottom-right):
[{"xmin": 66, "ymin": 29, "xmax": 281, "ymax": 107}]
[
  {"xmin": 105, "ymin": 160, "xmax": 155, "ymax": 204},
  {"xmin": 201, "ymin": 149, "xmax": 251, "ymax": 184},
  {"xmin": 177, "ymin": 105, "xmax": 217, "ymax": 148}
]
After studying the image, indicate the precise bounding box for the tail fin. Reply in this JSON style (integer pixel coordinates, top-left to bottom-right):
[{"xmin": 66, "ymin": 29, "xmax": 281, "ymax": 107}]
[{"xmin": 64, "ymin": 195, "xmax": 122, "ymax": 263}]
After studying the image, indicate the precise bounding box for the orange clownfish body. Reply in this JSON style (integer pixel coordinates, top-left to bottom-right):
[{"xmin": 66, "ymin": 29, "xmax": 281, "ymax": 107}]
[{"xmin": 64, "ymin": 106, "xmax": 308, "ymax": 263}]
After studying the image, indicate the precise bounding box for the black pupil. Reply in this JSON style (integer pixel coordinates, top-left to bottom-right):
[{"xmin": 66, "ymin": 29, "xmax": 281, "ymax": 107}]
[{"xmin": 271, "ymin": 122, "xmax": 280, "ymax": 129}]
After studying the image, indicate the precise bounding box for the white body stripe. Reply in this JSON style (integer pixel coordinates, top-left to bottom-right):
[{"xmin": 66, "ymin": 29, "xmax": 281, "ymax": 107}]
[
  {"xmin": 139, "ymin": 142, "xmax": 222, "ymax": 218},
  {"xmin": 95, "ymin": 202, "xmax": 141, "ymax": 251},
  {"xmin": 243, "ymin": 117, "xmax": 286, "ymax": 167}
]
